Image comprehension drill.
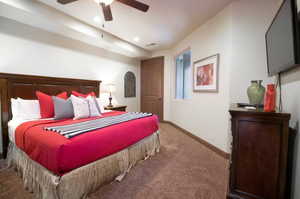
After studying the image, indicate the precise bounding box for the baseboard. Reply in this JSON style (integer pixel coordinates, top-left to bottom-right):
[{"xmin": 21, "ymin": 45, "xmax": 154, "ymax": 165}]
[{"xmin": 161, "ymin": 121, "xmax": 230, "ymax": 160}]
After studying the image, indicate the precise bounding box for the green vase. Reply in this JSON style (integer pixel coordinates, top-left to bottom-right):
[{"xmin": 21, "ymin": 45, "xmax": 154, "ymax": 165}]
[{"xmin": 247, "ymin": 80, "xmax": 265, "ymax": 105}]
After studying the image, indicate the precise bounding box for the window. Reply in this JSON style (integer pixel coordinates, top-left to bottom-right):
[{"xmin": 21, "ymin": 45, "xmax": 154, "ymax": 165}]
[{"xmin": 175, "ymin": 50, "xmax": 191, "ymax": 99}]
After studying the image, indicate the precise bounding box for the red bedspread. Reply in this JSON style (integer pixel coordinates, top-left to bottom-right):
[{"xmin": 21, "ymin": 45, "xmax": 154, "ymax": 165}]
[{"xmin": 15, "ymin": 111, "xmax": 159, "ymax": 176}]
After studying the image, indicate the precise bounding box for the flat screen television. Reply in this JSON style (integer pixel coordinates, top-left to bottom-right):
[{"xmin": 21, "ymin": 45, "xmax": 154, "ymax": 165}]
[{"xmin": 266, "ymin": 0, "xmax": 300, "ymax": 76}]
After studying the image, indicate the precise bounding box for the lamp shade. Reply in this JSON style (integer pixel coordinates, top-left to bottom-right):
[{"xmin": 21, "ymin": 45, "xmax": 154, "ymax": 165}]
[{"xmin": 107, "ymin": 84, "xmax": 116, "ymax": 93}]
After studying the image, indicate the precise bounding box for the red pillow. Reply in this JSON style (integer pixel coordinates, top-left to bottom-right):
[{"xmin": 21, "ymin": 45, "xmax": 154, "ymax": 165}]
[
  {"xmin": 72, "ymin": 91, "xmax": 96, "ymax": 98},
  {"xmin": 36, "ymin": 91, "xmax": 68, "ymax": 118}
]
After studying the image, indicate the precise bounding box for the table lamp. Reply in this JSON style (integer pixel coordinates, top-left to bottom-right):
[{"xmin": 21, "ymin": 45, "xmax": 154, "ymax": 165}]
[{"xmin": 107, "ymin": 84, "xmax": 116, "ymax": 108}]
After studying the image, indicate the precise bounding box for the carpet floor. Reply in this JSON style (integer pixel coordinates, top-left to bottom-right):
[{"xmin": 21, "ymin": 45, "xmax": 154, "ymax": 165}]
[{"xmin": 0, "ymin": 123, "xmax": 229, "ymax": 199}]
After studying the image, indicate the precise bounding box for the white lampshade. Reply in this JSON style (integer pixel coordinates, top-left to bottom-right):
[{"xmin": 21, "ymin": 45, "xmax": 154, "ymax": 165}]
[
  {"xmin": 101, "ymin": 83, "xmax": 116, "ymax": 93},
  {"xmin": 107, "ymin": 84, "xmax": 116, "ymax": 93}
]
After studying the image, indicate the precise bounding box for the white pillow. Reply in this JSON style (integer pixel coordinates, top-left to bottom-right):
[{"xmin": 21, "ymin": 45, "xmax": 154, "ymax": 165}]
[
  {"xmin": 96, "ymin": 98, "xmax": 111, "ymax": 113},
  {"xmin": 86, "ymin": 96, "xmax": 102, "ymax": 117},
  {"xmin": 15, "ymin": 98, "xmax": 41, "ymax": 120},
  {"xmin": 11, "ymin": 98, "xmax": 20, "ymax": 119},
  {"xmin": 71, "ymin": 95, "xmax": 90, "ymax": 120}
]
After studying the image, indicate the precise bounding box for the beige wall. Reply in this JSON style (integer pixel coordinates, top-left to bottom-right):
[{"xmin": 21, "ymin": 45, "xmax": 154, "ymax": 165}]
[
  {"xmin": 155, "ymin": 0, "xmax": 280, "ymax": 154},
  {"xmin": 229, "ymin": 0, "xmax": 279, "ymax": 103},
  {"xmin": 154, "ymin": 6, "xmax": 233, "ymax": 153}
]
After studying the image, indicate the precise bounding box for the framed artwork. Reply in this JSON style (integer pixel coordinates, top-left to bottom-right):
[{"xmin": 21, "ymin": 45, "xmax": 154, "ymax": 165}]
[{"xmin": 193, "ymin": 54, "xmax": 219, "ymax": 92}]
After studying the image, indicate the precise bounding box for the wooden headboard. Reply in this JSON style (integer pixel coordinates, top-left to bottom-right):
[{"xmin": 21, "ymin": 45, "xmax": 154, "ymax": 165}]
[{"xmin": 0, "ymin": 73, "xmax": 101, "ymax": 158}]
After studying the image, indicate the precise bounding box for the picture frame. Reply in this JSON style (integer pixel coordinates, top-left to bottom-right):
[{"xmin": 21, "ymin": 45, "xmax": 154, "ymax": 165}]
[{"xmin": 193, "ymin": 54, "xmax": 219, "ymax": 92}]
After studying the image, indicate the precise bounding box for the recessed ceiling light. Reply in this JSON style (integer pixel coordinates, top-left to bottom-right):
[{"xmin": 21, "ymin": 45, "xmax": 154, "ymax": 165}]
[
  {"xmin": 93, "ymin": 16, "xmax": 102, "ymax": 23},
  {"xmin": 133, "ymin": 37, "xmax": 140, "ymax": 42}
]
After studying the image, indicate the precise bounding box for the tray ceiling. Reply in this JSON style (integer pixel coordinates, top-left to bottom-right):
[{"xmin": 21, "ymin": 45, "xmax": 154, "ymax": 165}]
[{"xmin": 38, "ymin": 0, "xmax": 234, "ymax": 51}]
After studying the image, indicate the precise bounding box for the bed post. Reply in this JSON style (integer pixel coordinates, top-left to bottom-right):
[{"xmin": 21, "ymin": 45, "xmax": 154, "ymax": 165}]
[{"xmin": 0, "ymin": 79, "xmax": 8, "ymax": 158}]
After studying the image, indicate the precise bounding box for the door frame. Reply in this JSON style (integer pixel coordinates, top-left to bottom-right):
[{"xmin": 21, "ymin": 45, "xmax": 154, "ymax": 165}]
[{"xmin": 140, "ymin": 56, "xmax": 164, "ymax": 121}]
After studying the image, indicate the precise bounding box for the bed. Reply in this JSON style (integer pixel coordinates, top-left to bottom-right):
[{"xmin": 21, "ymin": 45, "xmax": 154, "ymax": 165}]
[{"xmin": 0, "ymin": 73, "xmax": 160, "ymax": 199}]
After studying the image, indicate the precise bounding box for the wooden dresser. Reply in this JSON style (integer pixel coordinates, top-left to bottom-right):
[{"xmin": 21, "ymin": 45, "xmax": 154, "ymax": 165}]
[{"xmin": 228, "ymin": 106, "xmax": 295, "ymax": 199}]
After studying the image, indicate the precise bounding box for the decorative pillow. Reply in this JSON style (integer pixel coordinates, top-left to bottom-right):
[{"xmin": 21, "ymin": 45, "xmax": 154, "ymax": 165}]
[
  {"xmin": 72, "ymin": 91, "xmax": 96, "ymax": 98},
  {"xmin": 96, "ymin": 98, "xmax": 111, "ymax": 113},
  {"xmin": 53, "ymin": 97, "xmax": 74, "ymax": 120},
  {"xmin": 11, "ymin": 98, "xmax": 41, "ymax": 120},
  {"xmin": 16, "ymin": 98, "xmax": 41, "ymax": 120},
  {"xmin": 70, "ymin": 95, "xmax": 90, "ymax": 120},
  {"xmin": 36, "ymin": 91, "xmax": 68, "ymax": 118},
  {"xmin": 86, "ymin": 95, "xmax": 102, "ymax": 117}
]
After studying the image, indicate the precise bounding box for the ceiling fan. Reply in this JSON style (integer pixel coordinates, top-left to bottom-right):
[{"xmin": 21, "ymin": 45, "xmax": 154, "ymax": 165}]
[{"xmin": 57, "ymin": 0, "xmax": 149, "ymax": 21}]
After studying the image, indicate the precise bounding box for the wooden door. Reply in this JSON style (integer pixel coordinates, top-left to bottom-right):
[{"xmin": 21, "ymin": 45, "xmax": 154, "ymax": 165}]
[{"xmin": 141, "ymin": 57, "xmax": 164, "ymax": 121}]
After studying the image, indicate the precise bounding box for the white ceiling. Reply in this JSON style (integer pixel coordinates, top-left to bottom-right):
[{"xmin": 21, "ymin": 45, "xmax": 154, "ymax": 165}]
[{"xmin": 38, "ymin": 0, "xmax": 234, "ymax": 51}]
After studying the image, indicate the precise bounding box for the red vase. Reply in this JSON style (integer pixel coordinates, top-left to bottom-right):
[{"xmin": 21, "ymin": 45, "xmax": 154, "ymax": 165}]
[{"xmin": 264, "ymin": 84, "xmax": 276, "ymax": 112}]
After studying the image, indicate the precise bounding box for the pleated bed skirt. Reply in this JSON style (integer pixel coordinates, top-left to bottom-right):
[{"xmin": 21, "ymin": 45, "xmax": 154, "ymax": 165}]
[{"xmin": 7, "ymin": 131, "xmax": 160, "ymax": 199}]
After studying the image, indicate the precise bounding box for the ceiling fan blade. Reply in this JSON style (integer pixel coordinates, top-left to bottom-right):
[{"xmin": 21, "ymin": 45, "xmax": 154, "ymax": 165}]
[
  {"xmin": 116, "ymin": 0, "xmax": 149, "ymax": 12},
  {"xmin": 101, "ymin": 3, "xmax": 113, "ymax": 21},
  {"xmin": 57, "ymin": 0, "xmax": 78, "ymax": 4}
]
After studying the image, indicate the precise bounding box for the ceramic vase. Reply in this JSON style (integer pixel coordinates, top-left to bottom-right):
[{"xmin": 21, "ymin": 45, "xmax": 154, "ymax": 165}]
[{"xmin": 247, "ymin": 80, "xmax": 266, "ymax": 105}]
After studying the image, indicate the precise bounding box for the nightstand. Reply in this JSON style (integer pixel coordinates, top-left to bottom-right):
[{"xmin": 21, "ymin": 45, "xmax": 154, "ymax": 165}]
[{"xmin": 104, "ymin": 105, "xmax": 127, "ymax": 112}]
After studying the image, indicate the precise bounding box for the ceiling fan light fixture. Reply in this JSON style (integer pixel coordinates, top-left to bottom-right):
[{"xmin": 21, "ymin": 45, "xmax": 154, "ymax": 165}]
[
  {"xmin": 94, "ymin": 0, "xmax": 114, "ymax": 5},
  {"xmin": 59, "ymin": 0, "xmax": 149, "ymax": 22}
]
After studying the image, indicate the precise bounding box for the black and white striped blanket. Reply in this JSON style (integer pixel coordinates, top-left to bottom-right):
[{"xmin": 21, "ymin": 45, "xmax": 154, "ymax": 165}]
[{"xmin": 44, "ymin": 112, "xmax": 153, "ymax": 139}]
